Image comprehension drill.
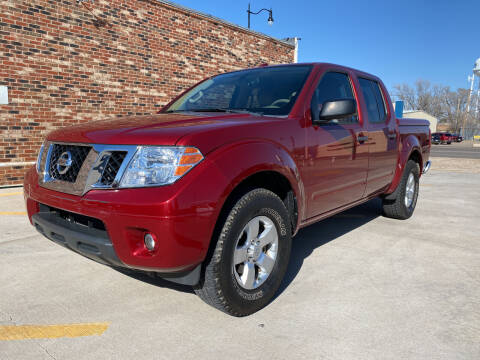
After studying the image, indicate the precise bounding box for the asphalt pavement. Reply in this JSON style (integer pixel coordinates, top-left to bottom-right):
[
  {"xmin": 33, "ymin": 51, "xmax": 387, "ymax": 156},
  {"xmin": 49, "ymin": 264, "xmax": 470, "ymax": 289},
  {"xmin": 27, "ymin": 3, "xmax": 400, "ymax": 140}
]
[
  {"xmin": 430, "ymin": 141, "xmax": 480, "ymax": 159},
  {"xmin": 1, "ymin": 166, "xmax": 480, "ymax": 359}
]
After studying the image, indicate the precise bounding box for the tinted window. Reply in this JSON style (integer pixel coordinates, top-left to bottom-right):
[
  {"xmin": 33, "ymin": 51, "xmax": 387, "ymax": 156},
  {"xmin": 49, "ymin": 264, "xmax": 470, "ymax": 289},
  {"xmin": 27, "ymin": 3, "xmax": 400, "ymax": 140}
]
[
  {"xmin": 164, "ymin": 65, "xmax": 312, "ymax": 116},
  {"xmin": 359, "ymin": 78, "xmax": 387, "ymax": 123},
  {"xmin": 311, "ymin": 72, "xmax": 357, "ymax": 123}
]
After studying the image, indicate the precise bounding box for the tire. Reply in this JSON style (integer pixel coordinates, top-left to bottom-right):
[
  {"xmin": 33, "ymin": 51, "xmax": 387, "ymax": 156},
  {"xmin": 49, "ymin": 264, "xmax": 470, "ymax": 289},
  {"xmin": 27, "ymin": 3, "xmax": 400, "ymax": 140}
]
[
  {"xmin": 382, "ymin": 160, "xmax": 420, "ymax": 220},
  {"xmin": 194, "ymin": 188, "xmax": 292, "ymax": 316}
]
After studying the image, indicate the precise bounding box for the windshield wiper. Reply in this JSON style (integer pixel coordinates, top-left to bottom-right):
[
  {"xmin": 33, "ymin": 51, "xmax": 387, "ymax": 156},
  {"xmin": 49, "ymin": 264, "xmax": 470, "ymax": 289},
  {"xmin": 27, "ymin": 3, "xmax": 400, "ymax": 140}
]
[
  {"xmin": 165, "ymin": 108, "xmax": 263, "ymax": 115},
  {"xmin": 165, "ymin": 108, "xmax": 228, "ymax": 113},
  {"xmin": 228, "ymin": 108, "xmax": 264, "ymax": 116}
]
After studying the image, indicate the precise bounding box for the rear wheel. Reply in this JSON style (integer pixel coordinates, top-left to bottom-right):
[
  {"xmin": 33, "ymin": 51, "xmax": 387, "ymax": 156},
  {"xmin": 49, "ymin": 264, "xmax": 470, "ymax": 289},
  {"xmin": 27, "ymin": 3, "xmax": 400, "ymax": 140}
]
[
  {"xmin": 382, "ymin": 160, "xmax": 420, "ymax": 220},
  {"xmin": 194, "ymin": 188, "xmax": 292, "ymax": 317}
]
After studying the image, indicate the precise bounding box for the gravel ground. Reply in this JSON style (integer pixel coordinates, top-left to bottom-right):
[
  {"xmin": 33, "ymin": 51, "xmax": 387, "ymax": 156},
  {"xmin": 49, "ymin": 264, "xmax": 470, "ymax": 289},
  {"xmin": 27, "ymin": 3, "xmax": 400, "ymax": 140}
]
[{"xmin": 431, "ymin": 157, "xmax": 480, "ymax": 173}]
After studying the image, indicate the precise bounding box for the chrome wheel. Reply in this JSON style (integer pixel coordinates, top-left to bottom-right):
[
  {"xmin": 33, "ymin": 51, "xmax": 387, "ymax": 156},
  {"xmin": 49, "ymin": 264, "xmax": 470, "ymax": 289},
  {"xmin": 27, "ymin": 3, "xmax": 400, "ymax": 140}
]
[
  {"xmin": 233, "ymin": 216, "xmax": 278, "ymax": 290},
  {"xmin": 404, "ymin": 172, "xmax": 415, "ymax": 207}
]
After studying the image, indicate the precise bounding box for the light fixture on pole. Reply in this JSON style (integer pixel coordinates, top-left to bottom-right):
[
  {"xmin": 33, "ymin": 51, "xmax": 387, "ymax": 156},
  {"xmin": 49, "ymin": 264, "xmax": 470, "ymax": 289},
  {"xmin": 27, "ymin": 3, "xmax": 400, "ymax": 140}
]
[{"xmin": 247, "ymin": 3, "xmax": 274, "ymax": 29}]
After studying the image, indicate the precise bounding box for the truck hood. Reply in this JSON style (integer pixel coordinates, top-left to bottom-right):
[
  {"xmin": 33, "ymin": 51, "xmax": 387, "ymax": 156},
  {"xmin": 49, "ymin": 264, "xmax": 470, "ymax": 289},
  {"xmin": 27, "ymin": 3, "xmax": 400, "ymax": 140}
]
[{"xmin": 46, "ymin": 113, "xmax": 283, "ymax": 154}]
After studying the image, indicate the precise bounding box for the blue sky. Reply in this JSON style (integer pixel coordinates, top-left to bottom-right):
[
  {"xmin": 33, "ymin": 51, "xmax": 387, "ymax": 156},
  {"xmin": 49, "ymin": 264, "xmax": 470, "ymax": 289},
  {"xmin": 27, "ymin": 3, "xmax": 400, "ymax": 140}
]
[{"xmin": 172, "ymin": 0, "xmax": 479, "ymax": 93}]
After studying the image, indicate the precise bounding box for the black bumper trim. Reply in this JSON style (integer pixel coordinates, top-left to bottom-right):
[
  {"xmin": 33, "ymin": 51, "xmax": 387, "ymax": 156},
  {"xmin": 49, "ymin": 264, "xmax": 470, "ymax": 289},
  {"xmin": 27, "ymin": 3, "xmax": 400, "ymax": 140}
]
[
  {"xmin": 32, "ymin": 211, "xmax": 201, "ymax": 286},
  {"xmin": 32, "ymin": 212, "xmax": 123, "ymax": 267}
]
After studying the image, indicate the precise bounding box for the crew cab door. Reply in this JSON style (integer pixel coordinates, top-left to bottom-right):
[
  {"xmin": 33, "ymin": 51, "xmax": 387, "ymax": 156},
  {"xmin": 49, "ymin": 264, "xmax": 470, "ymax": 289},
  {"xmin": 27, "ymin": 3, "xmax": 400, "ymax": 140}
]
[
  {"xmin": 357, "ymin": 78, "xmax": 398, "ymax": 196},
  {"xmin": 303, "ymin": 70, "xmax": 369, "ymax": 219}
]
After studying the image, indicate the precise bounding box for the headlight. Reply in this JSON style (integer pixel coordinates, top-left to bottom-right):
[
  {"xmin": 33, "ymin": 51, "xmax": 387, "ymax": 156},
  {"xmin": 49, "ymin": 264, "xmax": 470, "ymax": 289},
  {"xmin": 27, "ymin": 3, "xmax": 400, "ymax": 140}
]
[
  {"xmin": 36, "ymin": 142, "xmax": 45, "ymax": 173},
  {"xmin": 119, "ymin": 146, "xmax": 204, "ymax": 187}
]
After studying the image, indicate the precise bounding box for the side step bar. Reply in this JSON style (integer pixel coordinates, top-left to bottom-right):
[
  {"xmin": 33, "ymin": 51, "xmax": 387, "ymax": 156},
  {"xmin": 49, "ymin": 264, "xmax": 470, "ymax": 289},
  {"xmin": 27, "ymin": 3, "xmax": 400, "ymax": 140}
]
[{"xmin": 423, "ymin": 160, "xmax": 431, "ymax": 174}]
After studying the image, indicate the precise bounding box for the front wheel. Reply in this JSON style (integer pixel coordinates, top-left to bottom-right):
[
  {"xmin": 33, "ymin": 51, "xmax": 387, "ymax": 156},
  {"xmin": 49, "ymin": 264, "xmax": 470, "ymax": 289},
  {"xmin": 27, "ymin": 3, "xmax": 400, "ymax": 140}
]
[
  {"xmin": 194, "ymin": 188, "xmax": 292, "ymax": 316},
  {"xmin": 382, "ymin": 160, "xmax": 420, "ymax": 220}
]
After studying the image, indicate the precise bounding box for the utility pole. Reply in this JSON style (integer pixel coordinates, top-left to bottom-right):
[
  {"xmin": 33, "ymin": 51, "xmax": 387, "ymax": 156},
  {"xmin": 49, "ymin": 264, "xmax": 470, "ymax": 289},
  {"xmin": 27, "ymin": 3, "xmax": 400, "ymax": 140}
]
[
  {"xmin": 475, "ymin": 89, "xmax": 480, "ymax": 116},
  {"xmin": 463, "ymin": 74, "xmax": 475, "ymax": 138},
  {"xmin": 466, "ymin": 74, "xmax": 475, "ymax": 113},
  {"xmin": 465, "ymin": 58, "xmax": 480, "ymax": 138}
]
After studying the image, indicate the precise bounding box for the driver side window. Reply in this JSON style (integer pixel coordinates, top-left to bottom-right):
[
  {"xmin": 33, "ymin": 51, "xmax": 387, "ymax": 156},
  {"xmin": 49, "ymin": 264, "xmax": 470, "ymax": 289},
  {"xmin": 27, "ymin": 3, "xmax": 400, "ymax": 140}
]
[{"xmin": 311, "ymin": 72, "xmax": 357, "ymax": 123}]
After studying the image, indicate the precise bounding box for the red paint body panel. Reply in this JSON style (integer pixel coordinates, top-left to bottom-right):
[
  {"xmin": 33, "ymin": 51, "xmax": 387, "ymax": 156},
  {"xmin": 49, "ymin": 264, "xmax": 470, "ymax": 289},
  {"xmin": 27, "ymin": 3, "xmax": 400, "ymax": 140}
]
[{"xmin": 24, "ymin": 63, "xmax": 430, "ymax": 272}]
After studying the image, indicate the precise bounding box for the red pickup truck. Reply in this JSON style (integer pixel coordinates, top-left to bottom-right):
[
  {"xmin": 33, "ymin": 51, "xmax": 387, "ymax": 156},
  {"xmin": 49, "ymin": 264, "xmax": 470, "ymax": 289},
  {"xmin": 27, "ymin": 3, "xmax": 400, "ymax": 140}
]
[{"xmin": 24, "ymin": 63, "xmax": 431, "ymax": 316}]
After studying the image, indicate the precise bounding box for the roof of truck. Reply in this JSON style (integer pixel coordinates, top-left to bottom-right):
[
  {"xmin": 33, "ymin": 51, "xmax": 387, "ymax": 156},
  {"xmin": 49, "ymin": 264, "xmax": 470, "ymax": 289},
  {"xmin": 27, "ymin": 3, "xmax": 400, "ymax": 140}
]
[{"xmin": 248, "ymin": 62, "xmax": 381, "ymax": 82}]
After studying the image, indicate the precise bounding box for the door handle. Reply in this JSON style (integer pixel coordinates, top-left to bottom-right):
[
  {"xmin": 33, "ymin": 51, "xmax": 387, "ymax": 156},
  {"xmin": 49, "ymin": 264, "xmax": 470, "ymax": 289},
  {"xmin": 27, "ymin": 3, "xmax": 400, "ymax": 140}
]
[
  {"xmin": 388, "ymin": 133, "xmax": 397, "ymax": 140},
  {"xmin": 357, "ymin": 136, "xmax": 368, "ymax": 143}
]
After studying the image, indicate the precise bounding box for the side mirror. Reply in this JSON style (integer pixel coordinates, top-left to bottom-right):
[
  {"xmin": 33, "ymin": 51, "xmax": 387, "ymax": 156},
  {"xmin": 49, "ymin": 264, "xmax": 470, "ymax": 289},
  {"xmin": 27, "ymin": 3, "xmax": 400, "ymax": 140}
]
[{"xmin": 313, "ymin": 99, "xmax": 357, "ymax": 124}]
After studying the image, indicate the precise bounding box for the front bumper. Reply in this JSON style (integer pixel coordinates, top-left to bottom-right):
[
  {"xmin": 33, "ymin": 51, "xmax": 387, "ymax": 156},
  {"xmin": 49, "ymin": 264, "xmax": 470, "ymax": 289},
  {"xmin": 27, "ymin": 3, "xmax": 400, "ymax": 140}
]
[
  {"xmin": 31, "ymin": 208, "xmax": 201, "ymax": 285},
  {"xmin": 32, "ymin": 208, "xmax": 122, "ymax": 267},
  {"xmin": 24, "ymin": 162, "xmax": 226, "ymax": 285}
]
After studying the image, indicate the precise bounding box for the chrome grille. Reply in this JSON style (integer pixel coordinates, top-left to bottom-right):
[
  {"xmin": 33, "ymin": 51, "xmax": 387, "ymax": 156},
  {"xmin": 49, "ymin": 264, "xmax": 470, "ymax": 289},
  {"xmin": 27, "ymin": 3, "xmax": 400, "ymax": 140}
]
[
  {"xmin": 38, "ymin": 142, "xmax": 138, "ymax": 196},
  {"xmin": 99, "ymin": 152, "xmax": 127, "ymax": 186},
  {"xmin": 48, "ymin": 144, "xmax": 91, "ymax": 183}
]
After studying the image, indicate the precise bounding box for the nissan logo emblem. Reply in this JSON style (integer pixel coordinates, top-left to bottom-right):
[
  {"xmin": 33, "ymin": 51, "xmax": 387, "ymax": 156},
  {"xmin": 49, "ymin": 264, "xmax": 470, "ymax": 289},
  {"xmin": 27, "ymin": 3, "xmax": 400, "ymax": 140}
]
[{"xmin": 56, "ymin": 151, "xmax": 73, "ymax": 175}]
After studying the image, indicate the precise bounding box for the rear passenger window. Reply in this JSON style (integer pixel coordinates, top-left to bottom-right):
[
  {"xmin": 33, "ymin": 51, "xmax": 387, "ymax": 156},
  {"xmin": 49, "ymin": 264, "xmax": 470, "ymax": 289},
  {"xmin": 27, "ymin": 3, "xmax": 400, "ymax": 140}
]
[
  {"xmin": 358, "ymin": 78, "xmax": 387, "ymax": 123},
  {"xmin": 372, "ymin": 82, "xmax": 387, "ymax": 122},
  {"xmin": 311, "ymin": 72, "xmax": 357, "ymax": 123}
]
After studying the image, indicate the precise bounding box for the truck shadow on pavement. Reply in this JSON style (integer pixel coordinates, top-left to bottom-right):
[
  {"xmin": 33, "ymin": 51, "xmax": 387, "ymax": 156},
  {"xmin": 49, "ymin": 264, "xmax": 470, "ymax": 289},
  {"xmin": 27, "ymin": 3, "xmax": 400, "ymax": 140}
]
[
  {"xmin": 114, "ymin": 198, "xmax": 383, "ymax": 299},
  {"xmin": 275, "ymin": 197, "xmax": 382, "ymax": 299},
  {"xmin": 114, "ymin": 269, "xmax": 196, "ymax": 294}
]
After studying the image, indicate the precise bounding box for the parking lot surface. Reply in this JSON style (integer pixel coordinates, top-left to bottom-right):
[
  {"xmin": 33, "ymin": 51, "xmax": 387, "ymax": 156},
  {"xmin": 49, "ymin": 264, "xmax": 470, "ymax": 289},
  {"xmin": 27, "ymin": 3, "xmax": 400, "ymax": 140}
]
[
  {"xmin": 1, "ymin": 164, "xmax": 479, "ymax": 359},
  {"xmin": 430, "ymin": 141, "xmax": 480, "ymax": 159}
]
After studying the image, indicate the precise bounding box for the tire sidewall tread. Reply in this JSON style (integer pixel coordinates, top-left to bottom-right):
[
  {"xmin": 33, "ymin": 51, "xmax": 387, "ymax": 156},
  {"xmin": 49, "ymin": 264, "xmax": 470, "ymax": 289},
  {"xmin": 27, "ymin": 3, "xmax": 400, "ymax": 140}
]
[
  {"xmin": 195, "ymin": 188, "xmax": 292, "ymax": 317},
  {"xmin": 382, "ymin": 160, "xmax": 420, "ymax": 220}
]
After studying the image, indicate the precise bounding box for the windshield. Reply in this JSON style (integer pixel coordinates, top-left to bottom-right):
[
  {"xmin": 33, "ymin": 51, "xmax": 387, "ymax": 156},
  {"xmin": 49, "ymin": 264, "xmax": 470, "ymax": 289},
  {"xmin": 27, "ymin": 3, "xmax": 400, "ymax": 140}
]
[{"xmin": 164, "ymin": 65, "xmax": 312, "ymax": 116}]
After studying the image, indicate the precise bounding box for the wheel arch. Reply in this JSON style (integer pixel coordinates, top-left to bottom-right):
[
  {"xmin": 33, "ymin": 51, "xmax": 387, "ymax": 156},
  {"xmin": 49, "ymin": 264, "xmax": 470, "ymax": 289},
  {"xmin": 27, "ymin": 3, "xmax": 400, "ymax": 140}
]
[
  {"xmin": 408, "ymin": 149, "xmax": 423, "ymax": 171},
  {"xmin": 196, "ymin": 140, "xmax": 303, "ymax": 282},
  {"xmin": 217, "ymin": 170, "xmax": 299, "ymax": 235},
  {"xmin": 385, "ymin": 134, "xmax": 423, "ymax": 195},
  {"xmin": 205, "ymin": 140, "xmax": 305, "ymax": 234}
]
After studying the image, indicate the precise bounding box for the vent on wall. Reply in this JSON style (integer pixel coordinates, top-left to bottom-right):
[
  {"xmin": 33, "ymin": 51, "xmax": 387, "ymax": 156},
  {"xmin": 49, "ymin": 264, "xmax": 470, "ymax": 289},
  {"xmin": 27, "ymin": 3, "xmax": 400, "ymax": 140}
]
[{"xmin": 0, "ymin": 86, "xmax": 8, "ymax": 105}]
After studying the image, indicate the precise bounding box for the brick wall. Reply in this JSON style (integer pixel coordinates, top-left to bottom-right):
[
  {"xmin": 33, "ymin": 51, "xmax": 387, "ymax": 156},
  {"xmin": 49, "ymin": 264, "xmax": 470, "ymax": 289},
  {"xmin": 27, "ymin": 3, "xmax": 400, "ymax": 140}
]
[{"xmin": 0, "ymin": 0, "xmax": 294, "ymax": 186}]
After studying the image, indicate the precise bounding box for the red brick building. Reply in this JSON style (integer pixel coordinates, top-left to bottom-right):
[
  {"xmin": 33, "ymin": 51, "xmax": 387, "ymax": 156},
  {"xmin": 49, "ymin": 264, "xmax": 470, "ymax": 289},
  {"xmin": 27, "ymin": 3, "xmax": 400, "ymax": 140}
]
[{"xmin": 0, "ymin": 0, "xmax": 295, "ymax": 186}]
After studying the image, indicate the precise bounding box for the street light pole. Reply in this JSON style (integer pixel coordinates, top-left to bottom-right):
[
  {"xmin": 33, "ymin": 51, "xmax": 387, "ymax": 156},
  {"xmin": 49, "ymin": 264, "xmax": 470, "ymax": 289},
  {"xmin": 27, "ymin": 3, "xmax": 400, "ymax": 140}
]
[{"xmin": 247, "ymin": 3, "xmax": 274, "ymax": 29}]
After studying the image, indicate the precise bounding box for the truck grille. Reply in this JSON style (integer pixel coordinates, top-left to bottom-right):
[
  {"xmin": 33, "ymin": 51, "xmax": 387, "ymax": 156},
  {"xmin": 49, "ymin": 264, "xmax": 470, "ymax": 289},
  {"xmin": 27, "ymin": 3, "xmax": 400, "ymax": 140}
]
[
  {"xmin": 48, "ymin": 144, "xmax": 91, "ymax": 182},
  {"xmin": 99, "ymin": 152, "xmax": 127, "ymax": 185},
  {"xmin": 39, "ymin": 142, "xmax": 137, "ymax": 196}
]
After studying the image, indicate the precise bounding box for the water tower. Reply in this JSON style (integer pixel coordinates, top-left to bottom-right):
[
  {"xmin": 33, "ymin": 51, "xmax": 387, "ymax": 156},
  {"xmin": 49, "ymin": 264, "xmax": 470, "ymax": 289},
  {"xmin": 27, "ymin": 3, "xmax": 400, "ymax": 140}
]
[{"xmin": 474, "ymin": 58, "xmax": 480, "ymax": 77}]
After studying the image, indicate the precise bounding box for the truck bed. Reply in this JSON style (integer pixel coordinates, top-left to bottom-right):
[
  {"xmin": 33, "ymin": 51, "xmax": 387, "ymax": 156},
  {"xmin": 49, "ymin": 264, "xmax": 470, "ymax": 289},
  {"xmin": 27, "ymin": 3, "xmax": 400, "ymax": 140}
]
[
  {"xmin": 398, "ymin": 118, "xmax": 430, "ymax": 128},
  {"xmin": 398, "ymin": 117, "xmax": 431, "ymax": 164}
]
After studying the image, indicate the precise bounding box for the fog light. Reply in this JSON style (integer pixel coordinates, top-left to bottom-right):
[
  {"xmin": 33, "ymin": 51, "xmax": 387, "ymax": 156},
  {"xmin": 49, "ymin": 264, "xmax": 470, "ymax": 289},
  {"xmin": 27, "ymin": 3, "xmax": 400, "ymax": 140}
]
[{"xmin": 144, "ymin": 233, "xmax": 156, "ymax": 251}]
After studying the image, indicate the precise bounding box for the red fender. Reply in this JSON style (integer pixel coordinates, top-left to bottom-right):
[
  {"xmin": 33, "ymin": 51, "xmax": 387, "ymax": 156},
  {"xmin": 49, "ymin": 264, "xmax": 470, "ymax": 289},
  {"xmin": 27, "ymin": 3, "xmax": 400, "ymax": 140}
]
[
  {"xmin": 206, "ymin": 140, "xmax": 305, "ymax": 229},
  {"xmin": 385, "ymin": 134, "xmax": 423, "ymax": 194}
]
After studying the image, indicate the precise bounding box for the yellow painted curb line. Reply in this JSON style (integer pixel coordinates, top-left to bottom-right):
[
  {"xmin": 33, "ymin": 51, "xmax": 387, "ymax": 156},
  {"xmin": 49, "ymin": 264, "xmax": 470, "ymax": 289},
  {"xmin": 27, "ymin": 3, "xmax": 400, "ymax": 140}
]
[
  {"xmin": 0, "ymin": 211, "xmax": 27, "ymax": 215},
  {"xmin": 0, "ymin": 322, "xmax": 110, "ymax": 340},
  {"xmin": 0, "ymin": 192, "xmax": 23, "ymax": 197}
]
